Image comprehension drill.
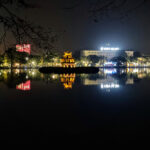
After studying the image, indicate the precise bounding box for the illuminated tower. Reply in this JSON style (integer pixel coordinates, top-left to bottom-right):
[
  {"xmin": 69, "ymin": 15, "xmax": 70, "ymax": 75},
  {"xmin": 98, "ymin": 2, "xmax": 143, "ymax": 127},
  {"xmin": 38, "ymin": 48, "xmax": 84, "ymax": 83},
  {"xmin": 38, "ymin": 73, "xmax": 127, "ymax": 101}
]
[{"xmin": 60, "ymin": 52, "xmax": 75, "ymax": 68}]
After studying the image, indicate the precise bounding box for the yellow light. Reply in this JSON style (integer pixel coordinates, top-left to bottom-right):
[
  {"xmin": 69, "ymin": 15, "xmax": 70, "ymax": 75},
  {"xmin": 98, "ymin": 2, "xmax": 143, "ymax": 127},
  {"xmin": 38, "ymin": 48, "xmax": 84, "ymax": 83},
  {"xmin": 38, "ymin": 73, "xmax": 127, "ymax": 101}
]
[
  {"xmin": 32, "ymin": 61, "xmax": 35, "ymax": 65},
  {"xmin": 14, "ymin": 63, "xmax": 20, "ymax": 67},
  {"xmin": 52, "ymin": 74, "xmax": 58, "ymax": 79},
  {"xmin": 15, "ymin": 69, "xmax": 20, "ymax": 74},
  {"xmin": 26, "ymin": 57, "xmax": 29, "ymax": 61},
  {"xmin": 32, "ymin": 71, "xmax": 35, "ymax": 76}
]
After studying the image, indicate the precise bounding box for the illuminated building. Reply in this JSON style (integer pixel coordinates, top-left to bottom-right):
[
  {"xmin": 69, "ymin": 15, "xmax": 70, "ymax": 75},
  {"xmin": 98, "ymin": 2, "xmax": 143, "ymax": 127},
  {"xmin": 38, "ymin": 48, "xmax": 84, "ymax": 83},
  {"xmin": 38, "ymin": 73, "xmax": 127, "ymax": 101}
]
[
  {"xmin": 82, "ymin": 48, "xmax": 134, "ymax": 60},
  {"xmin": 60, "ymin": 52, "xmax": 75, "ymax": 68},
  {"xmin": 125, "ymin": 51, "xmax": 134, "ymax": 57},
  {"xmin": 16, "ymin": 44, "xmax": 31, "ymax": 54},
  {"xmin": 60, "ymin": 74, "xmax": 76, "ymax": 89},
  {"xmin": 16, "ymin": 80, "xmax": 31, "ymax": 91},
  {"xmin": 126, "ymin": 78, "xmax": 134, "ymax": 85}
]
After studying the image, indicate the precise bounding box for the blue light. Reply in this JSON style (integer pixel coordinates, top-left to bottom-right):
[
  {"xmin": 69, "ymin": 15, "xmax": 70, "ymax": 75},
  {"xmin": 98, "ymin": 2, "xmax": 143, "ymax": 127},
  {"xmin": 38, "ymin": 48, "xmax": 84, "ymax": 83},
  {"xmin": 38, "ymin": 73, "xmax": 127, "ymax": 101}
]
[{"xmin": 104, "ymin": 69, "xmax": 117, "ymax": 74}]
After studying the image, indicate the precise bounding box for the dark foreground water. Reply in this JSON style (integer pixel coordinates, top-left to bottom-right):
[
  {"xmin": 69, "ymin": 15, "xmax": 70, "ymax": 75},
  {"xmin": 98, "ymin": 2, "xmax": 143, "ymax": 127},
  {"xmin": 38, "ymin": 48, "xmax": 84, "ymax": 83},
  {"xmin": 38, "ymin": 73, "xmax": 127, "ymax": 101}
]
[{"xmin": 0, "ymin": 68, "xmax": 150, "ymax": 144}]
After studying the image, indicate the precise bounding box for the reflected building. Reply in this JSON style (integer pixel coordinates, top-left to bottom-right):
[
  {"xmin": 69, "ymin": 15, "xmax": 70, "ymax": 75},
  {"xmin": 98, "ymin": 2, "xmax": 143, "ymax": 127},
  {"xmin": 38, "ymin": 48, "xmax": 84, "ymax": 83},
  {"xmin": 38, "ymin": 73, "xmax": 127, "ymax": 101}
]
[
  {"xmin": 83, "ymin": 75, "xmax": 120, "ymax": 89},
  {"xmin": 103, "ymin": 68, "xmax": 117, "ymax": 75},
  {"xmin": 83, "ymin": 79, "xmax": 102, "ymax": 86},
  {"xmin": 82, "ymin": 68, "xmax": 150, "ymax": 90},
  {"xmin": 126, "ymin": 78, "xmax": 134, "ymax": 85},
  {"xmin": 99, "ymin": 77, "xmax": 120, "ymax": 89},
  {"xmin": 60, "ymin": 74, "xmax": 76, "ymax": 89},
  {"xmin": 83, "ymin": 69, "xmax": 121, "ymax": 91},
  {"xmin": 83, "ymin": 69, "xmax": 118, "ymax": 86},
  {"xmin": 100, "ymin": 83, "xmax": 120, "ymax": 89}
]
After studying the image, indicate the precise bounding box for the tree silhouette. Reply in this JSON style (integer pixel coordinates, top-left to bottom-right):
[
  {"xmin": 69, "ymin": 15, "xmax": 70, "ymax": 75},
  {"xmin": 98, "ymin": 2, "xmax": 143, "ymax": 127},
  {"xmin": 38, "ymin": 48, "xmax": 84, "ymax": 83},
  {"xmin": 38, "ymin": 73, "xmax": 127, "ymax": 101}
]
[
  {"xmin": 87, "ymin": 55, "xmax": 100, "ymax": 64},
  {"xmin": 5, "ymin": 47, "xmax": 28, "ymax": 68},
  {"xmin": 0, "ymin": 0, "xmax": 57, "ymax": 52},
  {"xmin": 63, "ymin": 0, "xmax": 149, "ymax": 22},
  {"xmin": 0, "ymin": 55, "xmax": 3, "ymax": 64}
]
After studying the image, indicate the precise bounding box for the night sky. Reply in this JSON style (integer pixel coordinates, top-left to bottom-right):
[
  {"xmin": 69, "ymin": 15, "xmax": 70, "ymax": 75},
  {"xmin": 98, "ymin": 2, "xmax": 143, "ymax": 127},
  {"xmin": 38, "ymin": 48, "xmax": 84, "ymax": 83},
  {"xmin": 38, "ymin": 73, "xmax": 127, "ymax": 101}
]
[{"xmin": 2, "ymin": 0, "xmax": 150, "ymax": 54}]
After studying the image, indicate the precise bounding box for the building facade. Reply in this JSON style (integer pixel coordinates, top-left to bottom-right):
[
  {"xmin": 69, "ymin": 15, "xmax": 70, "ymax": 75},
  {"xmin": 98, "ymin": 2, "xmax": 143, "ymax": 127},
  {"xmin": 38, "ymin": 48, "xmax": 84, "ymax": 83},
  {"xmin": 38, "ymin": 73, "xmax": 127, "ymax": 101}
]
[{"xmin": 82, "ymin": 49, "xmax": 134, "ymax": 60}]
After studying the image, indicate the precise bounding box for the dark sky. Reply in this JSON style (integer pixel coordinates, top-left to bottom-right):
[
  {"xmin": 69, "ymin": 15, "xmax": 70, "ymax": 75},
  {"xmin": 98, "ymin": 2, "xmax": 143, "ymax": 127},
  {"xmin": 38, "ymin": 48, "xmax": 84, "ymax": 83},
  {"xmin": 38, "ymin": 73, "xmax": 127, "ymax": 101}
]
[{"xmin": 2, "ymin": 0, "xmax": 150, "ymax": 54}]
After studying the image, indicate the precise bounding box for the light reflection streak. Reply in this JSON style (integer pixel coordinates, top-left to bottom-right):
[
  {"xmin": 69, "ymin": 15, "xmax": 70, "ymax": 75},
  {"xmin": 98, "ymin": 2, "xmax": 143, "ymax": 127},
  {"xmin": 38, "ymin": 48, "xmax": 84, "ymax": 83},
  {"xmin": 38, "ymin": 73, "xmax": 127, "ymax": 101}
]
[{"xmin": 101, "ymin": 83, "xmax": 120, "ymax": 89}]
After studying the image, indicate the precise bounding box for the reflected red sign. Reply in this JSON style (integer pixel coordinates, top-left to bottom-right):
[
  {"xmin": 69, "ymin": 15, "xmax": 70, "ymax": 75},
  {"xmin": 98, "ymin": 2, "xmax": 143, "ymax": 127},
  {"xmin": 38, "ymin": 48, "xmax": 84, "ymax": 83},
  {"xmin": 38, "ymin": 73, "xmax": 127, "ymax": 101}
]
[
  {"xmin": 16, "ymin": 80, "xmax": 31, "ymax": 91},
  {"xmin": 16, "ymin": 44, "xmax": 31, "ymax": 54}
]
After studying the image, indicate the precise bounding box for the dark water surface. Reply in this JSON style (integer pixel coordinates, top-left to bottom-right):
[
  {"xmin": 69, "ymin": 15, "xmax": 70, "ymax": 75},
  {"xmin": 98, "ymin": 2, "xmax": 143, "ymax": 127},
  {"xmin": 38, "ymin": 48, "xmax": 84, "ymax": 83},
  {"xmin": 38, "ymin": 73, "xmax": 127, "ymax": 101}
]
[{"xmin": 0, "ymin": 68, "xmax": 150, "ymax": 144}]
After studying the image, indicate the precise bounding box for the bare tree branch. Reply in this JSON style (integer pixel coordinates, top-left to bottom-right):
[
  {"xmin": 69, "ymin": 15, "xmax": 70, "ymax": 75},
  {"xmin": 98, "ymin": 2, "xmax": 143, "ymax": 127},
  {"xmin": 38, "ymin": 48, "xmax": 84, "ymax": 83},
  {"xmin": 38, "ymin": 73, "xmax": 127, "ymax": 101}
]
[
  {"xmin": 63, "ymin": 0, "xmax": 149, "ymax": 22},
  {"xmin": 0, "ymin": 0, "xmax": 57, "ymax": 53}
]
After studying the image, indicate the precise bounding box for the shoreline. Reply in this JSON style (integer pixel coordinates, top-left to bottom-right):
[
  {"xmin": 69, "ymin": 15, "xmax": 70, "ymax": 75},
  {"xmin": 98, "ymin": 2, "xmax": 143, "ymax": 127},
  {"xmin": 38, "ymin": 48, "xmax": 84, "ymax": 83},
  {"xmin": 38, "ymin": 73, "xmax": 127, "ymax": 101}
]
[
  {"xmin": 1, "ymin": 66, "xmax": 150, "ymax": 70},
  {"xmin": 39, "ymin": 67, "xmax": 99, "ymax": 74}
]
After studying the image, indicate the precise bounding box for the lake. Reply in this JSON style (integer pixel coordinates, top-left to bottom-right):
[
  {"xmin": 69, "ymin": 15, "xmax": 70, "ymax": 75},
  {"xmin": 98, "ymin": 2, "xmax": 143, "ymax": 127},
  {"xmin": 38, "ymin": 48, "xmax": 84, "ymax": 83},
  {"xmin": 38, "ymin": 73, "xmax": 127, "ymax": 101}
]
[{"xmin": 0, "ymin": 68, "xmax": 150, "ymax": 144}]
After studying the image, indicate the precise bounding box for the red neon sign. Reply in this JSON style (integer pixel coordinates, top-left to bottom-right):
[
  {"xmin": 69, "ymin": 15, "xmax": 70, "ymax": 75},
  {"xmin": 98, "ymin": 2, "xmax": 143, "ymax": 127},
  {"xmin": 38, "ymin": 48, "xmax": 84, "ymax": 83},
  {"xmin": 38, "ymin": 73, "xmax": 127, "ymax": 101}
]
[
  {"xmin": 16, "ymin": 45, "xmax": 23, "ymax": 52},
  {"xmin": 16, "ymin": 44, "xmax": 31, "ymax": 54},
  {"xmin": 16, "ymin": 80, "xmax": 31, "ymax": 91}
]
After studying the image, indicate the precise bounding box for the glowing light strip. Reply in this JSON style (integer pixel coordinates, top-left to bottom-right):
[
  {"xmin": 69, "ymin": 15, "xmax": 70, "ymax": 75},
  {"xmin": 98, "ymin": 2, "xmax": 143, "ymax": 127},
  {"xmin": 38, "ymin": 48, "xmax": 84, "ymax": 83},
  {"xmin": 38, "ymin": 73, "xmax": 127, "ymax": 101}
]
[
  {"xmin": 101, "ymin": 83, "xmax": 120, "ymax": 89},
  {"xmin": 100, "ymin": 47, "xmax": 120, "ymax": 51}
]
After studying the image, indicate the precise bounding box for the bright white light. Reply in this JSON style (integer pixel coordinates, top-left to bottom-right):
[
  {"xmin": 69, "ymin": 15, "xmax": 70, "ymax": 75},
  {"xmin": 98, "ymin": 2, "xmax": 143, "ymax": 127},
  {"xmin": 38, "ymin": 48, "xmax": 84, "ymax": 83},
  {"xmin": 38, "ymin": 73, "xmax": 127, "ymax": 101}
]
[
  {"xmin": 104, "ymin": 69, "xmax": 117, "ymax": 74},
  {"xmin": 104, "ymin": 62, "xmax": 117, "ymax": 67},
  {"xmin": 100, "ymin": 47, "xmax": 120, "ymax": 51},
  {"xmin": 32, "ymin": 72, "xmax": 35, "ymax": 76},
  {"xmin": 133, "ymin": 69, "xmax": 139, "ymax": 73},
  {"xmin": 101, "ymin": 83, "xmax": 120, "ymax": 89}
]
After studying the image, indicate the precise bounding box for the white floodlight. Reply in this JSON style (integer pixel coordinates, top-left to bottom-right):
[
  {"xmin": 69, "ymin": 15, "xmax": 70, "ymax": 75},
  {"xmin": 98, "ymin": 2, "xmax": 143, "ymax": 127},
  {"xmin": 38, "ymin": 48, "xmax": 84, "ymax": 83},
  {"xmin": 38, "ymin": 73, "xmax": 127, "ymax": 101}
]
[{"xmin": 100, "ymin": 47, "xmax": 120, "ymax": 51}]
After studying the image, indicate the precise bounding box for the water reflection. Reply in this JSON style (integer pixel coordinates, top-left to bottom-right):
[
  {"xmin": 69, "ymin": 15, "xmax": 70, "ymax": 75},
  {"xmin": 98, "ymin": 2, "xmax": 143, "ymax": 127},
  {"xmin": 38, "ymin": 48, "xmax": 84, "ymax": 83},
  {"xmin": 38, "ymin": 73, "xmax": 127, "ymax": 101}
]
[
  {"xmin": 60, "ymin": 74, "xmax": 76, "ymax": 89},
  {"xmin": 16, "ymin": 80, "xmax": 31, "ymax": 91},
  {"xmin": 0, "ymin": 68, "xmax": 150, "ymax": 91},
  {"xmin": 81, "ymin": 68, "xmax": 150, "ymax": 91}
]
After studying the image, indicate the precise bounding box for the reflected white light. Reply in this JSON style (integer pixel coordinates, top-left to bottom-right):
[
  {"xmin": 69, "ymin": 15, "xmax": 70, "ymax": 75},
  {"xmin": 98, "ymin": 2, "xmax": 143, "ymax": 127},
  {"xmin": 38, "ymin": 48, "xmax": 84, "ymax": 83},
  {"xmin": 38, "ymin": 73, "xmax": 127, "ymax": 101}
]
[
  {"xmin": 133, "ymin": 69, "xmax": 139, "ymax": 73},
  {"xmin": 104, "ymin": 69, "xmax": 117, "ymax": 74},
  {"xmin": 101, "ymin": 83, "xmax": 120, "ymax": 89}
]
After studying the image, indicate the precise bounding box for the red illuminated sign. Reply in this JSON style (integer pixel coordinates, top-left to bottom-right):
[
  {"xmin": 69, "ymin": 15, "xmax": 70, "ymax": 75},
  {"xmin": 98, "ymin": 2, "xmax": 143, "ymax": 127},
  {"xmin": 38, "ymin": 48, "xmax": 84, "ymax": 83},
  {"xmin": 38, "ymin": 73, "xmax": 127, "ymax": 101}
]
[
  {"xmin": 16, "ymin": 80, "xmax": 31, "ymax": 91},
  {"xmin": 16, "ymin": 45, "xmax": 23, "ymax": 52},
  {"xmin": 23, "ymin": 44, "xmax": 31, "ymax": 54},
  {"xmin": 16, "ymin": 44, "xmax": 31, "ymax": 54}
]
